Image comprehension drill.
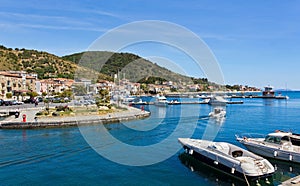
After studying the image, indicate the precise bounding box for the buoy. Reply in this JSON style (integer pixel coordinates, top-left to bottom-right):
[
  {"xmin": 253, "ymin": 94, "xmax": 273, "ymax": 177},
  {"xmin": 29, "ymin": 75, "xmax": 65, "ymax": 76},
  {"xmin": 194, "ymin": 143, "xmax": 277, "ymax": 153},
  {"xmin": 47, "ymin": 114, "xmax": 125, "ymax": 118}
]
[
  {"xmin": 189, "ymin": 149, "xmax": 193, "ymax": 155},
  {"xmin": 214, "ymin": 161, "xmax": 218, "ymax": 165},
  {"xmin": 274, "ymin": 151, "xmax": 278, "ymax": 157},
  {"xmin": 231, "ymin": 167, "xmax": 235, "ymax": 174},
  {"xmin": 265, "ymin": 178, "xmax": 270, "ymax": 184},
  {"xmin": 289, "ymin": 154, "xmax": 293, "ymax": 161},
  {"xmin": 190, "ymin": 166, "xmax": 194, "ymax": 172},
  {"xmin": 256, "ymin": 180, "xmax": 261, "ymax": 186}
]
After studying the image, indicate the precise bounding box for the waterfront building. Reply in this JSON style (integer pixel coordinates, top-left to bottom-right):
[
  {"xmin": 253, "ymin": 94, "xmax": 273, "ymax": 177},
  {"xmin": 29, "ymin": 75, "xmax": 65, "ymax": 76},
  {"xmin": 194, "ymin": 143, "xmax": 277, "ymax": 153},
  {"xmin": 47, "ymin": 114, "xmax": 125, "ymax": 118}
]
[
  {"xmin": 40, "ymin": 78, "xmax": 74, "ymax": 95},
  {"xmin": 0, "ymin": 71, "xmax": 37, "ymax": 99}
]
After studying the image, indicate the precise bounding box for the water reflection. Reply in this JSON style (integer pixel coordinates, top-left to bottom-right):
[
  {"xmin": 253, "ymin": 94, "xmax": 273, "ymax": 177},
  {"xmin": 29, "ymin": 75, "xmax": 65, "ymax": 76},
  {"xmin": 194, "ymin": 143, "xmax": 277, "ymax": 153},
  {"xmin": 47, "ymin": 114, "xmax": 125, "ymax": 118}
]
[
  {"xmin": 270, "ymin": 159, "xmax": 300, "ymax": 185},
  {"xmin": 178, "ymin": 152, "xmax": 300, "ymax": 186},
  {"xmin": 202, "ymin": 106, "xmax": 226, "ymax": 141},
  {"xmin": 263, "ymin": 99, "xmax": 275, "ymax": 106},
  {"xmin": 178, "ymin": 152, "xmax": 273, "ymax": 186}
]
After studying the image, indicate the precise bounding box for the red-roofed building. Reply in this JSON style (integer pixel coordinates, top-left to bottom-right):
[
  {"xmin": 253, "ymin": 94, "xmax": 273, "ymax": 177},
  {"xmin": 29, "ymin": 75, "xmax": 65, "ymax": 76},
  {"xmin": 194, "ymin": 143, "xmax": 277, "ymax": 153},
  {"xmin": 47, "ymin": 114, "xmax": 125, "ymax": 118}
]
[{"xmin": 0, "ymin": 71, "xmax": 37, "ymax": 99}]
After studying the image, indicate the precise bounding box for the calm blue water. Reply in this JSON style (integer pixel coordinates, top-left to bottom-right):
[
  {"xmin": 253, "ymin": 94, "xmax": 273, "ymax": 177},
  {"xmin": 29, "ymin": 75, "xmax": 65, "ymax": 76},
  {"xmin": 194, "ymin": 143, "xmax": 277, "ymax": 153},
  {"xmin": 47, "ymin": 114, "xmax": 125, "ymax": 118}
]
[{"xmin": 1, "ymin": 91, "xmax": 300, "ymax": 185}]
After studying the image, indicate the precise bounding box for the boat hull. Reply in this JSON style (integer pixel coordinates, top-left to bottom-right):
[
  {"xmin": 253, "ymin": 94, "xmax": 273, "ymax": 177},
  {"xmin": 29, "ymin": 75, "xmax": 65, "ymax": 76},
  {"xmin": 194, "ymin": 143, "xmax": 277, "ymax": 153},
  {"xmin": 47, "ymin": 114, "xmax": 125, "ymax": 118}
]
[
  {"xmin": 178, "ymin": 138, "xmax": 274, "ymax": 181},
  {"xmin": 240, "ymin": 140, "xmax": 300, "ymax": 163},
  {"xmin": 181, "ymin": 145, "xmax": 273, "ymax": 181}
]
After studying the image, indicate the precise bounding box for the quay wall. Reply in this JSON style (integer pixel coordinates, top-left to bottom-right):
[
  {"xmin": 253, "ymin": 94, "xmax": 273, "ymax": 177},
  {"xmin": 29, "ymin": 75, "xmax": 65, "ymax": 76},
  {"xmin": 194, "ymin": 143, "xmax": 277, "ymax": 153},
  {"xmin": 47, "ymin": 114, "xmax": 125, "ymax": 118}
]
[{"xmin": 0, "ymin": 111, "xmax": 150, "ymax": 129}]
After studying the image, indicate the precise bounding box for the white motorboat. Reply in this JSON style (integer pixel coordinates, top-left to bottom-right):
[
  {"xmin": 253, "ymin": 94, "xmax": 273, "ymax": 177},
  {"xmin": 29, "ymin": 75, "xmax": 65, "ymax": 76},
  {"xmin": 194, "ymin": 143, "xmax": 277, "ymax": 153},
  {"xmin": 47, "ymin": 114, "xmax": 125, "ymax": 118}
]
[
  {"xmin": 208, "ymin": 96, "xmax": 228, "ymax": 106},
  {"xmin": 237, "ymin": 130, "xmax": 300, "ymax": 163},
  {"xmin": 154, "ymin": 95, "xmax": 168, "ymax": 106},
  {"xmin": 168, "ymin": 99, "xmax": 181, "ymax": 105},
  {"xmin": 209, "ymin": 107, "xmax": 226, "ymax": 118},
  {"xmin": 178, "ymin": 138, "xmax": 274, "ymax": 181},
  {"xmin": 130, "ymin": 98, "xmax": 147, "ymax": 105}
]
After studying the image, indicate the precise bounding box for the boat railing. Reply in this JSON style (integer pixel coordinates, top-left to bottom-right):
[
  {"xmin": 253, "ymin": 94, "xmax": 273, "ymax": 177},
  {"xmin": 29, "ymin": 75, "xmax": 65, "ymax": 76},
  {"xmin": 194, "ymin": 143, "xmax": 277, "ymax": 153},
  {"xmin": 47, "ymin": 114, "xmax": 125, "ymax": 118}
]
[{"xmin": 236, "ymin": 133, "xmax": 265, "ymax": 139}]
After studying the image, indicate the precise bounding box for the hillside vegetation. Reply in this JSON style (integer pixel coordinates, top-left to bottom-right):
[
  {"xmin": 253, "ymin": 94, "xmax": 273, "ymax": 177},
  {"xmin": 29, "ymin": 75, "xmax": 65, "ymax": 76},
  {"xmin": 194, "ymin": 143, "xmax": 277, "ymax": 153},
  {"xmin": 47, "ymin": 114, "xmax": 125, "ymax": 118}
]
[
  {"xmin": 63, "ymin": 51, "xmax": 194, "ymax": 84},
  {"xmin": 0, "ymin": 45, "xmax": 211, "ymax": 87},
  {"xmin": 0, "ymin": 45, "xmax": 110, "ymax": 81}
]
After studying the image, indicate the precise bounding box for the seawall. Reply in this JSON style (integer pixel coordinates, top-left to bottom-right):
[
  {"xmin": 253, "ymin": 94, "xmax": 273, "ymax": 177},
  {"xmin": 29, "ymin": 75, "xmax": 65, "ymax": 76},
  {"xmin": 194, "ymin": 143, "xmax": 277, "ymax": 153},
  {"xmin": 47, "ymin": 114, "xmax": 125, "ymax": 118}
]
[{"xmin": 0, "ymin": 110, "xmax": 150, "ymax": 129}]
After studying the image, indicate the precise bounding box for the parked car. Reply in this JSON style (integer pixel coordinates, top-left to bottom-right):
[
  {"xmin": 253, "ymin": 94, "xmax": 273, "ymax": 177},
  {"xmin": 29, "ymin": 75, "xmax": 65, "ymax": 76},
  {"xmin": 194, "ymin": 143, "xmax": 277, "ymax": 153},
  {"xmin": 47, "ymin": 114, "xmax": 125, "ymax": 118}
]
[
  {"xmin": 12, "ymin": 100, "xmax": 24, "ymax": 105},
  {"xmin": 37, "ymin": 97, "xmax": 43, "ymax": 102},
  {"xmin": 24, "ymin": 98, "xmax": 35, "ymax": 104},
  {"xmin": 0, "ymin": 99, "xmax": 4, "ymax": 106},
  {"xmin": 3, "ymin": 100, "xmax": 13, "ymax": 106}
]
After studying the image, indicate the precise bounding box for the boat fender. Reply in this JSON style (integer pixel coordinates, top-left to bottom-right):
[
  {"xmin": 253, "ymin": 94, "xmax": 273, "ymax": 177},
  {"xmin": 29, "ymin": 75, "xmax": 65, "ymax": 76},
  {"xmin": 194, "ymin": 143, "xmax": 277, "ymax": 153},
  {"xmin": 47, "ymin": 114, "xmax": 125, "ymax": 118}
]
[
  {"xmin": 265, "ymin": 178, "xmax": 270, "ymax": 184},
  {"xmin": 231, "ymin": 167, "xmax": 235, "ymax": 174},
  {"xmin": 213, "ymin": 161, "xmax": 218, "ymax": 165},
  {"xmin": 189, "ymin": 149, "xmax": 193, "ymax": 155},
  {"xmin": 289, "ymin": 154, "xmax": 293, "ymax": 161},
  {"xmin": 256, "ymin": 180, "xmax": 261, "ymax": 186},
  {"xmin": 273, "ymin": 151, "xmax": 278, "ymax": 157},
  {"xmin": 190, "ymin": 166, "xmax": 194, "ymax": 172}
]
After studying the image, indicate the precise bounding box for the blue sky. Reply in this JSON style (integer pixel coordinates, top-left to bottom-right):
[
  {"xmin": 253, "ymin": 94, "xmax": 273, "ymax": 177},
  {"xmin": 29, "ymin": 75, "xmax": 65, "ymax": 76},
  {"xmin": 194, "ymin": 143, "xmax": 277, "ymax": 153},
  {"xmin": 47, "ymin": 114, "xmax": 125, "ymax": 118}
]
[{"xmin": 1, "ymin": 0, "xmax": 300, "ymax": 89}]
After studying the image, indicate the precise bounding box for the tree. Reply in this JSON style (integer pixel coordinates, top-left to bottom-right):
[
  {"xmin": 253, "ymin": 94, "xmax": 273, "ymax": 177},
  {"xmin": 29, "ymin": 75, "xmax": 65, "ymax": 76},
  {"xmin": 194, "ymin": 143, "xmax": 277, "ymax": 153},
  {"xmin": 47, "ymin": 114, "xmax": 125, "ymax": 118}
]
[
  {"xmin": 72, "ymin": 85, "xmax": 87, "ymax": 96},
  {"xmin": 6, "ymin": 92, "xmax": 12, "ymax": 99},
  {"xmin": 59, "ymin": 90, "xmax": 73, "ymax": 98},
  {"xmin": 96, "ymin": 88, "xmax": 110, "ymax": 107},
  {"xmin": 26, "ymin": 91, "xmax": 38, "ymax": 98},
  {"xmin": 140, "ymin": 83, "xmax": 149, "ymax": 94}
]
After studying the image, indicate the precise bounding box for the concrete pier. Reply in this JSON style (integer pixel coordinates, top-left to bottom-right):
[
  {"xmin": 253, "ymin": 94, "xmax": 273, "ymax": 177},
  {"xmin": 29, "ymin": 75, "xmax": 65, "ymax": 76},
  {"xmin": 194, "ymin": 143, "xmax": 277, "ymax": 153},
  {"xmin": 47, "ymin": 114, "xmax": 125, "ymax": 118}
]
[
  {"xmin": 279, "ymin": 175, "xmax": 300, "ymax": 186},
  {"xmin": 0, "ymin": 106, "xmax": 150, "ymax": 129}
]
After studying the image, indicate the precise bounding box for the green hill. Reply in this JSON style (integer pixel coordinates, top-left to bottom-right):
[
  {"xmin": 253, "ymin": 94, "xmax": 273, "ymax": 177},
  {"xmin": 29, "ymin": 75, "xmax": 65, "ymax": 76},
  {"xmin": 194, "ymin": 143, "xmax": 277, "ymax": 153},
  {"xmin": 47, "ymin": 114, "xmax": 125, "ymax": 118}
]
[
  {"xmin": 0, "ymin": 45, "xmax": 110, "ymax": 81},
  {"xmin": 0, "ymin": 45, "xmax": 211, "ymax": 88},
  {"xmin": 62, "ymin": 51, "xmax": 194, "ymax": 84}
]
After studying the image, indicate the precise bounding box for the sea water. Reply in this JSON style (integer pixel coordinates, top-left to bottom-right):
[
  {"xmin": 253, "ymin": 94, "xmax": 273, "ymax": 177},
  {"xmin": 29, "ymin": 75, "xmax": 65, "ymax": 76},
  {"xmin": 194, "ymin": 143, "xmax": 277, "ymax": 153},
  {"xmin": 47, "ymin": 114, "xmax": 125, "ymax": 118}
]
[{"xmin": 1, "ymin": 91, "xmax": 300, "ymax": 185}]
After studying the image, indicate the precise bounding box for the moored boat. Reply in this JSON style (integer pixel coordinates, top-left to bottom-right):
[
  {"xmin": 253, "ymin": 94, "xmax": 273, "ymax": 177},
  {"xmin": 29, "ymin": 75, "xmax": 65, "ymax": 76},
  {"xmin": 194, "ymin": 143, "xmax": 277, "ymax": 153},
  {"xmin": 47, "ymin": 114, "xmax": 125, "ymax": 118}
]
[
  {"xmin": 208, "ymin": 96, "xmax": 228, "ymax": 106},
  {"xmin": 209, "ymin": 107, "xmax": 226, "ymax": 118},
  {"xmin": 168, "ymin": 99, "xmax": 181, "ymax": 105},
  {"xmin": 262, "ymin": 86, "xmax": 275, "ymax": 98},
  {"xmin": 237, "ymin": 130, "xmax": 300, "ymax": 163},
  {"xmin": 154, "ymin": 95, "xmax": 168, "ymax": 106},
  {"xmin": 178, "ymin": 138, "xmax": 275, "ymax": 182}
]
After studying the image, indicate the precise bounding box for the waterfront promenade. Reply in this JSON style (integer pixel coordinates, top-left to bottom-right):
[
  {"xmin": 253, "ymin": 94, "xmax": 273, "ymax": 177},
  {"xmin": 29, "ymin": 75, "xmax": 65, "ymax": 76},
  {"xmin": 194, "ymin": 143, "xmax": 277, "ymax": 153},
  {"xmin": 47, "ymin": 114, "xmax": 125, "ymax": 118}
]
[{"xmin": 0, "ymin": 104, "xmax": 150, "ymax": 129}]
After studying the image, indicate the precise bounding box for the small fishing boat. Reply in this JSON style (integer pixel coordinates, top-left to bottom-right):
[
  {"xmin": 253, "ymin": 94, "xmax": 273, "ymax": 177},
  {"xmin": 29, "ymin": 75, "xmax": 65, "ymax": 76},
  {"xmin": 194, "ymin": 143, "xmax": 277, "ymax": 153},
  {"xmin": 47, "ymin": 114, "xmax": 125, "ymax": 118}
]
[
  {"xmin": 209, "ymin": 107, "xmax": 226, "ymax": 118},
  {"xmin": 130, "ymin": 98, "xmax": 147, "ymax": 105},
  {"xmin": 237, "ymin": 130, "xmax": 300, "ymax": 163},
  {"xmin": 168, "ymin": 99, "xmax": 181, "ymax": 105},
  {"xmin": 178, "ymin": 138, "xmax": 274, "ymax": 182},
  {"xmin": 154, "ymin": 95, "xmax": 168, "ymax": 106},
  {"xmin": 208, "ymin": 96, "xmax": 228, "ymax": 106}
]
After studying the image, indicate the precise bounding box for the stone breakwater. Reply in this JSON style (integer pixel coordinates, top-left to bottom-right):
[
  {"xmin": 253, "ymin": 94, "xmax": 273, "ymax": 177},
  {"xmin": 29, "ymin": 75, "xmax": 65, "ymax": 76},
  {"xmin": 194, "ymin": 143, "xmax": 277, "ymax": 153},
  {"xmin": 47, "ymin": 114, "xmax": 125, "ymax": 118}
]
[{"xmin": 0, "ymin": 107, "xmax": 150, "ymax": 129}]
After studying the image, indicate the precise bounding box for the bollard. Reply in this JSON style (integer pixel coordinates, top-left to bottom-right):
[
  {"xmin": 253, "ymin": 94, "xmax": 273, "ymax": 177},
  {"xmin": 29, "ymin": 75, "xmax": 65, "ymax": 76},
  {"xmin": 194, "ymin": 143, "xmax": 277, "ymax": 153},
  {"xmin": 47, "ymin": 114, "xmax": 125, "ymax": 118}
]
[{"xmin": 22, "ymin": 114, "xmax": 26, "ymax": 122}]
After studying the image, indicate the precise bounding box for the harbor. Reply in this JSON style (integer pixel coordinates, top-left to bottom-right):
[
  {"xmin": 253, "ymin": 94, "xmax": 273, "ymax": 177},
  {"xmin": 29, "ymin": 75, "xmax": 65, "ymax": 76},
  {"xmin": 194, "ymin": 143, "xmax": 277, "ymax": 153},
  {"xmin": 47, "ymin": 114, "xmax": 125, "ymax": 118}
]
[{"xmin": 0, "ymin": 91, "xmax": 299, "ymax": 186}]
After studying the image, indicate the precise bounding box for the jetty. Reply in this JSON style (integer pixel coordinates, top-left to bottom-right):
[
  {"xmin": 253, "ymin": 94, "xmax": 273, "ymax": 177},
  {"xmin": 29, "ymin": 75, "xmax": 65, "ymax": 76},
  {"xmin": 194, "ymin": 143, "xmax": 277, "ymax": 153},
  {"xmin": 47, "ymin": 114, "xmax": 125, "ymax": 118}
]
[
  {"xmin": 280, "ymin": 175, "xmax": 300, "ymax": 186},
  {"xmin": 130, "ymin": 100, "xmax": 243, "ymax": 106},
  {"xmin": 0, "ymin": 106, "xmax": 150, "ymax": 129}
]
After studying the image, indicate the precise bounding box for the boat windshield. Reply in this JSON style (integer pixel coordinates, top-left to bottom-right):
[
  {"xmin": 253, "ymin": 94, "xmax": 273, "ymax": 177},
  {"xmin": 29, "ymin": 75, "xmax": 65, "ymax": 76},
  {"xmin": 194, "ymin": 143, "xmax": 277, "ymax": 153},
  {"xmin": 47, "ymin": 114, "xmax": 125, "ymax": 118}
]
[{"xmin": 264, "ymin": 135, "xmax": 281, "ymax": 144}]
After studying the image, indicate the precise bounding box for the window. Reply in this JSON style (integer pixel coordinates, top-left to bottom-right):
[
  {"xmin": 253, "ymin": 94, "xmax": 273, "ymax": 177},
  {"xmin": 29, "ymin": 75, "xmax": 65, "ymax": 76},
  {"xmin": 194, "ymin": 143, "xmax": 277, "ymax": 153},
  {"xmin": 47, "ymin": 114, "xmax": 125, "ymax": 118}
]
[
  {"xmin": 265, "ymin": 136, "xmax": 281, "ymax": 144},
  {"xmin": 291, "ymin": 138, "xmax": 300, "ymax": 146}
]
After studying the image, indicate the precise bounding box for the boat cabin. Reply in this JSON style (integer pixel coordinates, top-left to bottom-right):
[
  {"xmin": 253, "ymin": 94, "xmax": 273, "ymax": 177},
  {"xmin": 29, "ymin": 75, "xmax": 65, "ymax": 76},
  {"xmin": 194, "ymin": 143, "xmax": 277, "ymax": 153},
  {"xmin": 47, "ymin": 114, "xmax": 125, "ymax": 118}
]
[
  {"xmin": 262, "ymin": 86, "xmax": 275, "ymax": 97},
  {"xmin": 264, "ymin": 132, "xmax": 300, "ymax": 146}
]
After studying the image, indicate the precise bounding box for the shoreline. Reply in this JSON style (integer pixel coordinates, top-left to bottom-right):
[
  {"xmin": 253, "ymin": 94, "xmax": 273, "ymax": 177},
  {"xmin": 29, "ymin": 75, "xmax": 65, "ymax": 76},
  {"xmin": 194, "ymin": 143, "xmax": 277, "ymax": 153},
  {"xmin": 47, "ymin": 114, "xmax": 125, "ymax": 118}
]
[{"xmin": 0, "ymin": 105, "xmax": 150, "ymax": 129}]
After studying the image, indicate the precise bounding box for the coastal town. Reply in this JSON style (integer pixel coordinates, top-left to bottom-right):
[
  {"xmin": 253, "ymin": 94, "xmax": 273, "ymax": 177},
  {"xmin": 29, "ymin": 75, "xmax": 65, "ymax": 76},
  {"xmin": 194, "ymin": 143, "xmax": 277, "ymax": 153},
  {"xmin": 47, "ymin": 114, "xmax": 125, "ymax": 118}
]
[{"xmin": 0, "ymin": 70, "xmax": 261, "ymax": 103}]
